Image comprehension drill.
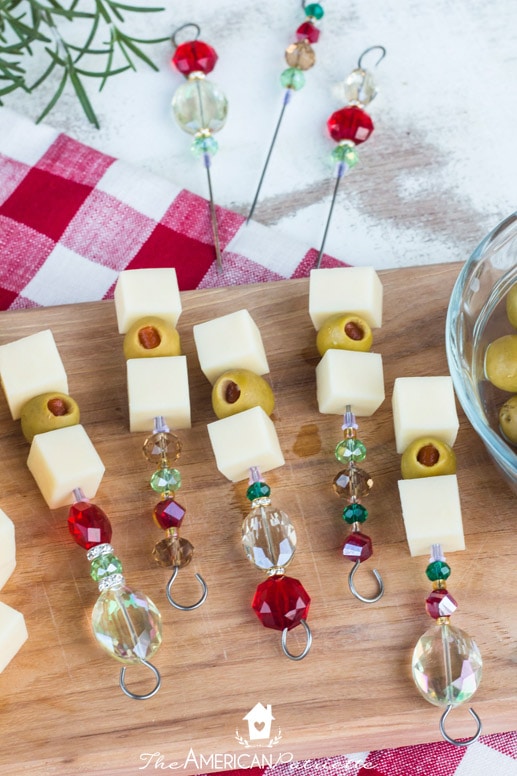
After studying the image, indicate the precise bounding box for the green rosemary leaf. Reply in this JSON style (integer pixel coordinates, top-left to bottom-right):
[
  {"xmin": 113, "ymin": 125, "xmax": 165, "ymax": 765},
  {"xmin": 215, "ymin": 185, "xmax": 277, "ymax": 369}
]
[
  {"xmin": 68, "ymin": 65, "xmax": 99, "ymax": 127},
  {"xmin": 115, "ymin": 33, "xmax": 158, "ymax": 70},
  {"xmin": 74, "ymin": 64, "xmax": 130, "ymax": 78},
  {"xmin": 27, "ymin": 53, "xmax": 56, "ymax": 90},
  {"xmin": 110, "ymin": 3, "xmax": 165, "ymax": 12},
  {"xmin": 99, "ymin": 25, "xmax": 114, "ymax": 90},
  {"xmin": 37, "ymin": 67, "xmax": 68, "ymax": 123}
]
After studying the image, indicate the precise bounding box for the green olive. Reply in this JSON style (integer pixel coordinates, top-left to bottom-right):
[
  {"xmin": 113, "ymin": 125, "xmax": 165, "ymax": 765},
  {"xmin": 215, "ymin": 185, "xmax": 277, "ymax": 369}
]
[
  {"xmin": 316, "ymin": 313, "xmax": 373, "ymax": 356},
  {"xmin": 499, "ymin": 395, "xmax": 517, "ymax": 444},
  {"xmin": 123, "ymin": 316, "xmax": 181, "ymax": 359},
  {"xmin": 506, "ymin": 284, "xmax": 517, "ymax": 329},
  {"xmin": 20, "ymin": 392, "xmax": 80, "ymax": 443},
  {"xmin": 211, "ymin": 369, "xmax": 275, "ymax": 419},
  {"xmin": 484, "ymin": 334, "xmax": 517, "ymax": 391},
  {"xmin": 401, "ymin": 436, "xmax": 457, "ymax": 479}
]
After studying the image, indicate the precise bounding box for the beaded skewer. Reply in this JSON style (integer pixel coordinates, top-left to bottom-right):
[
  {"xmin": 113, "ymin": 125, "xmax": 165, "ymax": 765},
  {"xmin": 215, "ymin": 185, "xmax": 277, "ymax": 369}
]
[{"xmin": 247, "ymin": 1, "xmax": 324, "ymax": 222}]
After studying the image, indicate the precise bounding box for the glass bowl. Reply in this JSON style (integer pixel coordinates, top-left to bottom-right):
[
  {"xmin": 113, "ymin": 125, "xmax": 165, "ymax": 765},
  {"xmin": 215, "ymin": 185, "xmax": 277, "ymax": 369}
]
[{"xmin": 446, "ymin": 212, "xmax": 517, "ymax": 495}]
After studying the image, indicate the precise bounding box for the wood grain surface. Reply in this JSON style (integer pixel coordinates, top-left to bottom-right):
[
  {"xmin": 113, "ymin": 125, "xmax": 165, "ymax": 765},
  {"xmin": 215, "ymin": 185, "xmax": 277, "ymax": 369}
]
[{"xmin": 0, "ymin": 264, "xmax": 515, "ymax": 776}]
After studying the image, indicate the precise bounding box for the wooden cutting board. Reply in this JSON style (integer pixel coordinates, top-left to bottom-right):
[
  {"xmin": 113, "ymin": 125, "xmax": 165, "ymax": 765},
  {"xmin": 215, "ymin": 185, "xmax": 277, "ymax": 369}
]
[{"xmin": 0, "ymin": 263, "xmax": 515, "ymax": 776}]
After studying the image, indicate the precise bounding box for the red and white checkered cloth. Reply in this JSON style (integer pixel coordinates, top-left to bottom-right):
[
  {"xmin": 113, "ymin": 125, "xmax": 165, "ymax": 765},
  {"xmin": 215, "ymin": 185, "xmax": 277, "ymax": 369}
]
[{"xmin": 1, "ymin": 107, "xmax": 516, "ymax": 776}]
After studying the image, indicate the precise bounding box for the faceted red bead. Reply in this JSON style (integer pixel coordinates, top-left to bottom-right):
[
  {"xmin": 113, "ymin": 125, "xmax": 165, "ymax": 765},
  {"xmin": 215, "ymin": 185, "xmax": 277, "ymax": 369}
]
[
  {"xmin": 425, "ymin": 589, "xmax": 458, "ymax": 619},
  {"xmin": 296, "ymin": 21, "xmax": 320, "ymax": 43},
  {"xmin": 172, "ymin": 40, "xmax": 218, "ymax": 76},
  {"xmin": 68, "ymin": 501, "xmax": 112, "ymax": 550},
  {"xmin": 327, "ymin": 105, "xmax": 374, "ymax": 145},
  {"xmin": 252, "ymin": 575, "xmax": 311, "ymax": 631},
  {"xmin": 153, "ymin": 497, "xmax": 186, "ymax": 530},
  {"xmin": 342, "ymin": 531, "xmax": 372, "ymax": 563}
]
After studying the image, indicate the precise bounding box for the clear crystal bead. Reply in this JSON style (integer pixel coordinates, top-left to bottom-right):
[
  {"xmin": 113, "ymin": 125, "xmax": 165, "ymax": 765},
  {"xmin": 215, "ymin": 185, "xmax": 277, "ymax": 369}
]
[
  {"xmin": 242, "ymin": 505, "xmax": 296, "ymax": 571},
  {"xmin": 344, "ymin": 68, "xmax": 377, "ymax": 106},
  {"xmin": 412, "ymin": 623, "xmax": 483, "ymax": 707},
  {"xmin": 172, "ymin": 78, "xmax": 228, "ymax": 136},
  {"xmin": 92, "ymin": 585, "xmax": 162, "ymax": 664}
]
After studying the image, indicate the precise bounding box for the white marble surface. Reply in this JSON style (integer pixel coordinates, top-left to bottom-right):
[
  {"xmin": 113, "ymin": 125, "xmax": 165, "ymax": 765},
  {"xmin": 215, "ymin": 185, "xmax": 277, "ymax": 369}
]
[{"xmin": 6, "ymin": 0, "xmax": 517, "ymax": 269}]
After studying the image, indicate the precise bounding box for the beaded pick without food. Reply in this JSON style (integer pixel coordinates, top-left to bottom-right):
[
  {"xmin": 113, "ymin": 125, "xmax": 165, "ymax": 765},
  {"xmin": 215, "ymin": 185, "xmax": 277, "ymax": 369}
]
[
  {"xmin": 247, "ymin": 1, "xmax": 325, "ymax": 222},
  {"xmin": 171, "ymin": 23, "xmax": 228, "ymax": 270}
]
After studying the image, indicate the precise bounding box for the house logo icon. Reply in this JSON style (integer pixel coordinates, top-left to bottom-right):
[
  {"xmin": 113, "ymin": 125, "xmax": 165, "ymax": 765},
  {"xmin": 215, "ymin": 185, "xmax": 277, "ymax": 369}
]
[{"xmin": 235, "ymin": 703, "xmax": 282, "ymax": 748}]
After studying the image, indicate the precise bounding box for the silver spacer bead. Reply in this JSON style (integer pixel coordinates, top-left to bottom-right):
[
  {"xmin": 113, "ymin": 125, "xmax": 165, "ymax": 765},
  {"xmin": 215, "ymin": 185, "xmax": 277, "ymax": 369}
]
[
  {"xmin": 86, "ymin": 543, "xmax": 114, "ymax": 562},
  {"xmin": 251, "ymin": 497, "xmax": 272, "ymax": 508},
  {"xmin": 98, "ymin": 573, "xmax": 125, "ymax": 592}
]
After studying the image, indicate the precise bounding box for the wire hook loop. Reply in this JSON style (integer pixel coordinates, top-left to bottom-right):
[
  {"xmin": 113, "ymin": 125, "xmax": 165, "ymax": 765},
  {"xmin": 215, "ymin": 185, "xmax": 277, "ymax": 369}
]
[
  {"xmin": 166, "ymin": 566, "xmax": 208, "ymax": 611},
  {"xmin": 119, "ymin": 659, "xmax": 161, "ymax": 700},
  {"xmin": 171, "ymin": 22, "xmax": 201, "ymax": 49},
  {"xmin": 281, "ymin": 619, "xmax": 312, "ymax": 661},
  {"xmin": 348, "ymin": 559, "xmax": 384, "ymax": 603},
  {"xmin": 439, "ymin": 705, "xmax": 482, "ymax": 747},
  {"xmin": 358, "ymin": 45, "xmax": 387, "ymax": 70}
]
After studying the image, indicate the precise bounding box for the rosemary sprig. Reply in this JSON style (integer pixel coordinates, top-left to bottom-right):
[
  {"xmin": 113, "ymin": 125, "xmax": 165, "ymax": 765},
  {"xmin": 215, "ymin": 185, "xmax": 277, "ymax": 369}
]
[{"xmin": 0, "ymin": 0, "xmax": 168, "ymax": 127}]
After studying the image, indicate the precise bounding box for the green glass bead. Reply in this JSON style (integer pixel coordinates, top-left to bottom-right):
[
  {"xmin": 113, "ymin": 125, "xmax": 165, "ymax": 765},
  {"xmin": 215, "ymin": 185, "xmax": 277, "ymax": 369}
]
[
  {"xmin": 342, "ymin": 503, "xmax": 368, "ymax": 524},
  {"xmin": 150, "ymin": 467, "xmax": 182, "ymax": 493},
  {"xmin": 280, "ymin": 67, "xmax": 305, "ymax": 90},
  {"xmin": 90, "ymin": 553, "xmax": 123, "ymax": 582},
  {"xmin": 191, "ymin": 134, "xmax": 219, "ymax": 158},
  {"xmin": 171, "ymin": 77, "xmax": 228, "ymax": 136},
  {"xmin": 426, "ymin": 560, "xmax": 451, "ymax": 582},
  {"xmin": 335, "ymin": 438, "xmax": 367, "ymax": 463},
  {"xmin": 246, "ymin": 481, "xmax": 271, "ymax": 501},
  {"xmin": 331, "ymin": 143, "xmax": 359, "ymax": 167},
  {"xmin": 305, "ymin": 3, "xmax": 324, "ymax": 20}
]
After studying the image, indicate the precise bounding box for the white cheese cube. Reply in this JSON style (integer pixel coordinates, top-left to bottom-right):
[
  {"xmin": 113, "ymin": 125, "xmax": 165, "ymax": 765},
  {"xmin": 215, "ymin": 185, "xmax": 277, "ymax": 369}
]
[
  {"xmin": 27, "ymin": 425, "xmax": 105, "ymax": 509},
  {"xmin": 316, "ymin": 349, "xmax": 385, "ymax": 416},
  {"xmin": 193, "ymin": 309, "xmax": 270, "ymax": 384},
  {"xmin": 114, "ymin": 269, "xmax": 182, "ymax": 334},
  {"xmin": 309, "ymin": 267, "xmax": 383, "ymax": 330},
  {"xmin": 0, "ymin": 602, "xmax": 28, "ymax": 673},
  {"xmin": 398, "ymin": 475, "xmax": 465, "ymax": 556},
  {"xmin": 207, "ymin": 406, "xmax": 285, "ymax": 482},
  {"xmin": 392, "ymin": 376, "xmax": 459, "ymax": 454},
  {"xmin": 0, "ymin": 330, "xmax": 68, "ymax": 420},
  {"xmin": 0, "ymin": 509, "xmax": 15, "ymax": 591},
  {"xmin": 127, "ymin": 356, "xmax": 191, "ymax": 432}
]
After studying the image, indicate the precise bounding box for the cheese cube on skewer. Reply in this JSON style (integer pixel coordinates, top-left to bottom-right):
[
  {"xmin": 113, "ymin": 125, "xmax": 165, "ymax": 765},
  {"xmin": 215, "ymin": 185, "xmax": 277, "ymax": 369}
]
[
  {"xmin": 207, "ymin": 407, "xmax": 284, "ymax": 482},
  {"xmin": 398, "ymin": 475, "xmax": 465, "ymax": 556},
  {"xmin": 309, "ymin": 267, "xmax": 383, "ymax": 330},
  {"xmin": 316, "ymin": 349, "xmax": 385, "ymax": 416},
  {"xmin": 0, "ymin": 330, "xmax": 68, "ymax": 420},
  {"xmin": 193, "ymin": 309, "xmax": 269, "ymax": 384},
  {"xmin": 392, "ymin": 376, "xmax": 459, "ymax": 454},
  {"xmin": 114, "ymin": 268, "xmax": 182, "ymax": 334},
  {"xmin": 0, "ymin": 509, "xmax": 15, "ymax": 591},
  {"xmin": 27, "ymin": 425, "xmax": 105, "ymax": 509},
  {"xmin": 127, "ymin": 356, "xmax": 191, "ymax": 432},
  {"xmin": 0, "ymin": 602, "xmax": 28, "ymax": 674}
]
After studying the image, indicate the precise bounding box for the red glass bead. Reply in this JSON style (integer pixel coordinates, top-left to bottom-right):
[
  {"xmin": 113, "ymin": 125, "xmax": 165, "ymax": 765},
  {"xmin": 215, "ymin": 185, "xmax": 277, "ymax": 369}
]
[
  {"xmin": 172, "ymin": 40, "xmax": 218, "ymax": 76},
  {"xmin": 68, "ymin": 501, "xmax": 112, "ymax": 550},
  {"xmin": 296, "ymin": 21, "xmax": 320, "ymax": 43},
  {"xmin": 425, "ymin": 589, "xmax": 458, "ymax": 619},
  {"xmin": 327, "ymin": 105, "xmax": 374, "ymax": 145},
  {"xmin": 342, "ymin": 531, "xmax": 372, "ymax": 563},
  {"xmin": 252, "ymin": 575, "xmax": 311, "ymax": 631},
  {"xmin": 153, "ymin": 497, "xmax": 186, "ymax": 530}
]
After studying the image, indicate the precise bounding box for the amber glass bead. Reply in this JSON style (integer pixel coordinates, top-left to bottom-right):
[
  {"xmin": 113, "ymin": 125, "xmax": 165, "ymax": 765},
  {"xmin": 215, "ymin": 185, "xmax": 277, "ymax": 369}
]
[{"xmin": 285, "ymin": 41, "xmax": 316, "ymax": 70}]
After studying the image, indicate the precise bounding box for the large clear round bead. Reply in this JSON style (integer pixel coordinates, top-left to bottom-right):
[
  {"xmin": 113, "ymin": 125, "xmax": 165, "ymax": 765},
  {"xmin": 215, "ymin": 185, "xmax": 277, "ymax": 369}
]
[
  {"xmin": 344, "ymin": 68, "xmax": 377, "ymax": 106},
  {"xmin": 171, "ymin": 77, "xmax": 228, "ymax": 135},
  {"xmin": 242, "ymin": 505, "xmax": 296, "ymax": 571},
  {"xmin": 412, "ymin": 623, "xmax": 483, "ymax": 707},
  {"xmin": 92, "ymin": 585, "xmax": 162, "ymax": 665}
]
